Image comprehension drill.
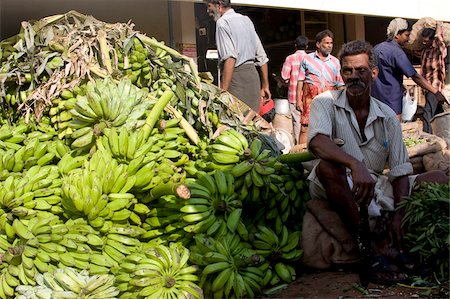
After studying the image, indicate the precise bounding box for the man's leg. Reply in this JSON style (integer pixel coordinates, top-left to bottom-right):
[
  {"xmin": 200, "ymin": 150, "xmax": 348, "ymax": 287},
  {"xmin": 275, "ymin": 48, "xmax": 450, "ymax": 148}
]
[
  {"xmin": 416, "ymin": 169, "xmax": 449, "ymax": 184},
  {"xmin": 290, "ymin": 102, "xmax": 300, "ymax": 144},
  {"xmin": 298, "ymin": 124, "xmax": 309, "ymax": 146},
  {"xmin": 315, "ymin": 159, "xmax": 360, "ymax": 237},
  {"xmin": 422, "ymin": 92, "xmax": 444, "ymax": 133}
]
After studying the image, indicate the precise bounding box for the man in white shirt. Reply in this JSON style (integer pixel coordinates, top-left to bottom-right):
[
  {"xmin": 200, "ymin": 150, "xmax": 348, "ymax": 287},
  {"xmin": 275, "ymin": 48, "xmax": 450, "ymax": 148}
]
[
  {"xmin": 205, "ymin": 0, "xmax": 271, "ymax": 113},
  {"xmin": 306, "ymin": 40, "xmax": 448, "ymax": 285}
]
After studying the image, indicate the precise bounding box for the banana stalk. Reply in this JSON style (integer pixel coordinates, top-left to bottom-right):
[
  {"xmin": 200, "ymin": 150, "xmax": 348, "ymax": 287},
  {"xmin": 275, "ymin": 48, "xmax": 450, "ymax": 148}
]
[
  {"xmin": 141, "ymin": 89, "xmax": 174, "ymax": 141},
  {"xmin": 148, "ymin": 182, "xmax": 190, "ymax": 202},
  {"xmin": 164, "ymin": 104, "xmax": 199, "ymax": 145},
  {"xmin": 278, "ymin": 151, "xmax": 315, "ymax": 163},
  {"xmin": 97, "ymin": 30, "xmax": 113, "ymax": 74}
]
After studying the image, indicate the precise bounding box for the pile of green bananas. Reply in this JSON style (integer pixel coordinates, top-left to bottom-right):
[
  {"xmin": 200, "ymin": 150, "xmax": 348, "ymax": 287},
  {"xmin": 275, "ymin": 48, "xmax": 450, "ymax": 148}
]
[
  {"xmin": 112, "ymin": 243, "xmax": 203, "ymax": 299},
  {"xmin": 0, "ymin": 11, "xmax": 317, "ymax": 299},
  {"xmin": 15, "ymin": 267, "xmax": 119, "ymax": 299},
  {"xmin": 190, "ymin": 234, "xmax": 264, "ymax": 298}
]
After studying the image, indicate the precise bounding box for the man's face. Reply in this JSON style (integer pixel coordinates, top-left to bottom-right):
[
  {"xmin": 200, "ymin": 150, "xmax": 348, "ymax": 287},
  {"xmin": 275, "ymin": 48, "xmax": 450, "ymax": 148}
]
[
  {"xmin": 317, "ymin": 36, "xmax": 333, "ymax": 56},
  {"xmin": 421, "ymin": 35, "xmax": 432, "ymax": 47},
  {"xmin": 207, "ymin": 3, "xmax": 222, "ymax": 21},
  {"xmin": 395, "ymin": 31, "xmax": 410, "ymax": 46},
  {"xmin": 341, "ymin": 53, "xmax": 378, "ymax": 97}
]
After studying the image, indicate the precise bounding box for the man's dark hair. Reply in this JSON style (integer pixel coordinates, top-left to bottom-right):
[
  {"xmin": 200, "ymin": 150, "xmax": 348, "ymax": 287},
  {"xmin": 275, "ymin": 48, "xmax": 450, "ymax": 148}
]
[
  {"xmin": 421, "ymin": 27, "xmax": 436, "ymax": 39},
  {"xmin": 315, "ymin": 29, "xmax": 333, "ymax": 43},
  {"xmin": 204, "ymin": 0, "xmax": 231, "ymax": 7},
  {"xmin": 397, "ymin": 22, "xmax": 412, "ymax": 36},
  {"xmin": 338, "ymin": 40, "xmax": 377, "ymax": 69},
  {"xmin": 294, "ymin": 35, "xmax": 309, "ymax": 50}
]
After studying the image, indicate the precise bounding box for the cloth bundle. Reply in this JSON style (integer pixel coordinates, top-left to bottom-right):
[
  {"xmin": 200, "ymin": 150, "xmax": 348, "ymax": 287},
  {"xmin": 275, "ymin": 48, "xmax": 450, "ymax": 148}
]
[{"xmin": 301, "ymin": 199, "xmax": 360, "ymax": 269}]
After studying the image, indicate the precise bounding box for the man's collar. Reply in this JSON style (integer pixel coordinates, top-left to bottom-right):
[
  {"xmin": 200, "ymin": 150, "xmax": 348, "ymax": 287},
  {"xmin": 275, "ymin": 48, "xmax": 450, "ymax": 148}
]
[
  {"xmin": 388, "ymin": 39, "xmax": 402, "ymax": 48},
  {"xmin": 314, "ymin": 51, "xmax": 330, "ymax": 60},
  {"xmin": 222, "ymin": 8, "xmax": 234, "ymax": 16},
  {"xmin": 335, "ymin": 90, "xmax": 387, "ymax": 119}
]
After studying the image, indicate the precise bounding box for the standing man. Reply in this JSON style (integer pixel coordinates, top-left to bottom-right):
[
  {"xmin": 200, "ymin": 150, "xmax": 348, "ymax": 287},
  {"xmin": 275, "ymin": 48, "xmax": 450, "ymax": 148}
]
[
  {"xmin": 306, "ymin": 40, "xmax": 448, "ymax": 284},
  {"xmin": 205, "ymin": 0, "xmax": 271, "ymax": 113},
  {"xmin": 296, "ymin": 30, "xmax": 345, "ymax": 146},
  {"xmin": 281, "ymin": 35, "xmax": 309, "ymax": 144},
  {"xmin": 371, "ymin": 18, "xmax": 446, "ymax": 120},
  {"xmin": 420, "ymin": 22, "xmax": 448, "ymax": 133}
]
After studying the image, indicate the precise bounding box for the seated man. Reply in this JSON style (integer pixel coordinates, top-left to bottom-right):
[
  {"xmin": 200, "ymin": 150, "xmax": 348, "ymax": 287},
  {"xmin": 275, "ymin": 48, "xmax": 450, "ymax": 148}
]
[{"xmin": 306, "ymin": 40, "xmax": 448, "ymax": 284}]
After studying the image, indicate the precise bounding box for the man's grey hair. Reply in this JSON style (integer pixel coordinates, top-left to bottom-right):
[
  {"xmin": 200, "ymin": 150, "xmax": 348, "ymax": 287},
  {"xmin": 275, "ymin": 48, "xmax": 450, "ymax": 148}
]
[
  {"xmin": 203, "ymin": 0, "xmax": 231, "ymax": 7},
  {"xmin": 338, "ymin": 40, "xmax": 377, "ymax": 69}
]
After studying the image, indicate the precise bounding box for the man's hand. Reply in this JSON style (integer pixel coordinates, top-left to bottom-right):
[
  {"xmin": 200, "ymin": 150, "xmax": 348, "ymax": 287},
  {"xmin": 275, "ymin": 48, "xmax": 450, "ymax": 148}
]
[
  {"xmin": 296, "ymin": 80, "xmax": 304, "ymax": 112},
  {"xmin": 435, "ymin": 91, "xmax": 449, "ymax": 105},
  {"xmin": 350, "ymin": 160, "xmax": 376, "ymax": 207},
  {"xmin": 296, "ymin": 96, "xmax": 303, "ymax": 112},
  {"xmin": 261, "ymin": 85, "xmax": 271, "ymax": 100}
]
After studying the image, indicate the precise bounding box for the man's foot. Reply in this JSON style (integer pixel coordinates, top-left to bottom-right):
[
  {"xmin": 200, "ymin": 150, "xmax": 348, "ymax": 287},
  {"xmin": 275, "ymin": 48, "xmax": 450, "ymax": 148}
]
[
  {"xmin": 394, "ymin": 251, "xmax": 415, "ymax": 271},
  {"xmin": 368, "ymin": 255, "xmax": 409, "ymax": 285}
]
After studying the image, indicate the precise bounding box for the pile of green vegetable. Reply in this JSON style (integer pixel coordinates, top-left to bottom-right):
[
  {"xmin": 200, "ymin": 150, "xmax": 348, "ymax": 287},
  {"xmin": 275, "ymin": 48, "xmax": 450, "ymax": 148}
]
[{"xmin": 399, "ymin": 183, "xmax": 450, "ymax": 280}]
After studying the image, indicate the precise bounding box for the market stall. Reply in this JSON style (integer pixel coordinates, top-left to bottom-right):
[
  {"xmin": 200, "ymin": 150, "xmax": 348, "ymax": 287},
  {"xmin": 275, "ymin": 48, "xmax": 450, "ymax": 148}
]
[{"xmin": 0, "ymin": 11, "xmax": 448, "ymax": 299}]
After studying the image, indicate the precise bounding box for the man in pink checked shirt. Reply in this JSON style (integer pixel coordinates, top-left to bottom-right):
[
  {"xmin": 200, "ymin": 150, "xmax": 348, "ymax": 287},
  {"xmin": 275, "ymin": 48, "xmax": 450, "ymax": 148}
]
[
  {"xmin": 296, "ymin": 30, "xmax": 345, "ymax": 146},
  {"xmin": 281, "ymin": 35, "xmax": 309, "ymax": 144}
]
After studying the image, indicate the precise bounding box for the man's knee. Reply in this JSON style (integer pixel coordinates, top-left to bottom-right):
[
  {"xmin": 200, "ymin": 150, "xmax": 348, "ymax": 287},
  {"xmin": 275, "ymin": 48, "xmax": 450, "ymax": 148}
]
[
  {"xmin": 416, "ymin": 170, "xmax": 449, "ymax": 185},
  {"xmin": 316, "ymin": 160, "xmax": 346, "ymax": 183}
]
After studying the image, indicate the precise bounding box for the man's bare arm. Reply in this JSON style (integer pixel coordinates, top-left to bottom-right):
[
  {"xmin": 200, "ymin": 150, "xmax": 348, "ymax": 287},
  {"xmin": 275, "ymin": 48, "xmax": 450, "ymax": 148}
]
[
  {"xmin": 220, "ymin": 57, "xmax": 236, "ymax": 91},
  {"xmin": 411, "ymin": 73, "xmax": 447, "ymax": 104},
  {"xmin": 296, "ymin": 80, "xmax": 304, "ymax": 111},
  {"xmin": 260, "ymin": 63, "xmax": 271, "ymax": 99},
  {"xmin": 309, "ymin": 134, "xmax": 376, "ymax": 205}
]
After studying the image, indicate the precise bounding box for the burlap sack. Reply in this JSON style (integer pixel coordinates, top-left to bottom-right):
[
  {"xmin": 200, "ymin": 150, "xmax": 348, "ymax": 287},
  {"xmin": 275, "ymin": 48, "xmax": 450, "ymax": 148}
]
[
  {"xmin": 406, "ymin": 18, "xmax": 450, "ymax": 51},
  {"xmin": 407, "ymin": 133, "xmax": 447, "ymax": 158},
  {"xmin": 423, "ymin": 150, "xmax": 450, "ymax": 175}
]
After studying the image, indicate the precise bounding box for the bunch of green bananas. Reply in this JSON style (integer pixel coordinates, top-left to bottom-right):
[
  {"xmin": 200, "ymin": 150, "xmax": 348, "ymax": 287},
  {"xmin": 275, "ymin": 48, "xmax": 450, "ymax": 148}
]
[
  {"xmin": 48, "ymin": 91, "xmax": 78, "ymax": 139},
  {"xmin": 98, "ymin": 127, "xmax": 151, "ymax": 164},
  {"xmin": 66, "ymin": 78, "xmax": 151, "ymax": 150},
  {"xmin": 181, "ymin": 170, "xmax": 247, "ymax": 238},
  {"xmin": 250, "ymin": 225, "xmax": 302, "ymax": 286},
  {"xmin": 231, "ymin": 138, "xmax": 283, "ymax": 202},
  {"xmin": 0, "ymin": 165, "xmax": 62, "ymax": 217},
  {"xmin": 0, "ymin": 134, "xmax": 70, "ymax": 175},
  {"xmin": 101, "ymin": 232, "xmax": 142, "ymax": 267},
  {"xmin": 113, "ymin": 243, "xmax": 203, "ymax": 299},
  {"xmin": 118, "ymin": 37, "xmax": 154, "ymax": 88},
  {"xmin": 140, "ymin": 195, "xmax": 191, "ymax": 245},
  {"xmin": 206, "ymin": 129, "xmax": 249, "ymax": 169},
  {"xmin": 189, "ymin": 234, "xmax": 263, "ymax": 298},
  {"xmin": 0, "ymin": 213, "xmax": 66, "ymax": 290},
  {"xmin": 60, "ymin": 148, "xmax": 153, "ymax": 227},
  {"xmin": 15, "ymin": 267, "xmax": 119, "ymax": 298},
  {"xmin": 265, "ymin": 169, "xmax": 310, "ymax": 233}
]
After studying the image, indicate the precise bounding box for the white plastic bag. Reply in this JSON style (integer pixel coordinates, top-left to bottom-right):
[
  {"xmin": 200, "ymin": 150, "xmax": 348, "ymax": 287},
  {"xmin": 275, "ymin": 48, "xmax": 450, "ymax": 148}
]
[{"xmin": 402, "ymin": 88, "xmax": 417, "ymax": 122}]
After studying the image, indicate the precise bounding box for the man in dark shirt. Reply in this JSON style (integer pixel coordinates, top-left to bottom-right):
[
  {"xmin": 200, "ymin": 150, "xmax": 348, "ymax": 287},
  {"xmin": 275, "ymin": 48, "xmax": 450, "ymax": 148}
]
[{"xmin": 371, "ymin": 18, "xmax": 445, "ymax": 120}]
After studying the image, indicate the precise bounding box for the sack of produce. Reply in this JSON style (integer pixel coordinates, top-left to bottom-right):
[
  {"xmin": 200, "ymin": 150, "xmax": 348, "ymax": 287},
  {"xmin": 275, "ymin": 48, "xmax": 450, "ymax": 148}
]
[{"xmin": 406, "ymin": 17, "xmax": 450, "ymax": 51}]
